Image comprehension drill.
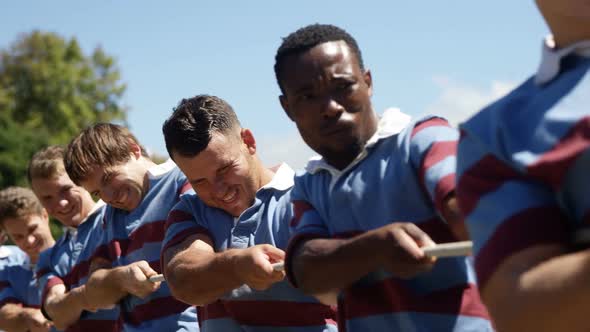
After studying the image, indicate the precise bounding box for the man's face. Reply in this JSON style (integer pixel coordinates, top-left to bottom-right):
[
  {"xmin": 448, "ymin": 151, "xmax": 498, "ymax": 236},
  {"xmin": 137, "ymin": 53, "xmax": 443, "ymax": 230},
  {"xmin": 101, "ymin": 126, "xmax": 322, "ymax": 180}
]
[
  {"xmin": 172, "ymin": 129, "xmax": 260, "ymax": 217},
  {"xmin": 3, "ymin": 212, "xmax": 53, "ymax": 259},
  {"xmin": 279, "ymin": 40, "xmax": 378, "ymax": 170},
  {"xmin": 31, "ymin": 172, "xmax": 95, "ymax": 228},
  {"xmin": 80, "ymin": 155, "xmax": 147, "ymax": 212}
]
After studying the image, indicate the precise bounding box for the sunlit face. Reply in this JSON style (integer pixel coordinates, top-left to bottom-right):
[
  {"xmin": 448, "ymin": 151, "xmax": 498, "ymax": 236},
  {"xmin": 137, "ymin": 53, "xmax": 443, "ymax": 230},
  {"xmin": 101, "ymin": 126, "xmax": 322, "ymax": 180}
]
[
  {"xmin": 279, "ymin": 41, "xmax": 378, "ymax": 170},
  {"xmin": 2, "ymin": 212, "xmax": 53, "ymax": 260},
  {"xmin": 80, "ymin": 154, "xmax": 148, "ymax": 212},
  {"xmin": 31, "ymin": 172, "xmax": 95, "ymax": 228},
  {"xmin": 172, "ymin": 129, "xmax": 260, "ymax": 217}
]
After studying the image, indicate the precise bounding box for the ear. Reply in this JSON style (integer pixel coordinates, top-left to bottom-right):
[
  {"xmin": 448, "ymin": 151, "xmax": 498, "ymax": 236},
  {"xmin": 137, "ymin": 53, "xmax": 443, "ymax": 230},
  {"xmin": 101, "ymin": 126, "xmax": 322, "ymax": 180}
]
[
  {"xmin": 130, "ymin": 143, "xmax": 142, "ymax": 159},
  {"xmin": 241, "ymin": 128, "xmax": 257, "ymax": 155},
  {"xmin": 279, "ymin": 95, "xmax": 294, "ymax": 121},
  {"xmin": 364, "ymin": 69, "xmax": 373, "ymax": 98}
]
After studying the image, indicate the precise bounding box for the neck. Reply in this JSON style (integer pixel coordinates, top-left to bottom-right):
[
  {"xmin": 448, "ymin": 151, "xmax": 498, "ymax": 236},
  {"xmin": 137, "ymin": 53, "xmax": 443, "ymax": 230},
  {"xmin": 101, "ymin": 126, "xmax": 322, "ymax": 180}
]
[
  {"xmin": 29, "ymin": 240, "xmax": 55, "ymax": 264},
  {"xmin": 139, "ymin": 157, "xmax": 157, "ymax": 194},
  {"xmin": 257, "ymin": 159, "xmax": 276, "ymax": 189}
]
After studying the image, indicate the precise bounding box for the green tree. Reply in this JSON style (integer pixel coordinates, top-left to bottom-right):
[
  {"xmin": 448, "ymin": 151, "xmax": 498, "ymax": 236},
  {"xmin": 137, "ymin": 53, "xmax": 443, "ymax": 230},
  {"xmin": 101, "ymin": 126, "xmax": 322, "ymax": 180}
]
[
  {"xmin": 0, "ymin": 30, "xmax": 128, "ymax": 188},
  {"xmin": 0, "ymin": 31, "xmax": 129, "ymax": 239}
]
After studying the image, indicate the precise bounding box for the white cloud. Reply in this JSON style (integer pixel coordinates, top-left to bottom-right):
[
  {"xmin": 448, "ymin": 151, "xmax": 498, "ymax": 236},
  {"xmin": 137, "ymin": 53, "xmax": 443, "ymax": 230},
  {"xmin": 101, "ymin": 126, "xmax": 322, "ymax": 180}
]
[
  {"xmin": 256, "ymin": 131, "xmax": 316, "ymax": 172},
  {"xmin": 424, "ymin": 77, "xmax": 517, "ymax": 126}
]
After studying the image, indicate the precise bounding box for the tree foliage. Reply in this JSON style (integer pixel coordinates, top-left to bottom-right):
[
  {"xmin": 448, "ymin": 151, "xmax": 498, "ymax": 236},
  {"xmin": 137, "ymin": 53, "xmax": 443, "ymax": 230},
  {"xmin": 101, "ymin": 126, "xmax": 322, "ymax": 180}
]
[{"xmin": 0, "ymin": 30, "xmax": 128, "ymax": 188}]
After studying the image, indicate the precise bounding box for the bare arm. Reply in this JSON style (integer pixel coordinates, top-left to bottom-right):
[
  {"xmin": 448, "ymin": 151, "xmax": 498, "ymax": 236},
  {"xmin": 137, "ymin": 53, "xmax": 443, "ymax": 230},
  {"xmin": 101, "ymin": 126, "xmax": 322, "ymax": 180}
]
[
  {"xmin": 441, "ymin": 194, "xmax": 470, "ymax": 241},
  {"xmin": 481, "ymin": 244, "xmax": 590, "ymax": 332},
  {"xmin": 164, "ymin": 234, "xmax": 285, "ymax": 306},
  {"xmin": 43, "ymin": 284, "xmax": 88, "ymax": 330},
  {"xmin": 0, "ymin": 304, "xmax": 51, "ymax": 332},
  {"xmin": 291, "ymin": 222, "xmax": 436, "ymax": 295},
  {"xmin": 82, "ymin": 260, "xmax": 161, "ymax": 310}
]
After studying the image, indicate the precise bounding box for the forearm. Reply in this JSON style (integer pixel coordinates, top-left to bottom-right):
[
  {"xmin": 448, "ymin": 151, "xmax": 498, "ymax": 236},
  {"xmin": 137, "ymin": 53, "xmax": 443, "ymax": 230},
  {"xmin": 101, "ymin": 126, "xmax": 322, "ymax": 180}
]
[
  {"xmin": 166, "ymin": 249, "xmax": 243, "ymax": 306},
  {"xmin": 44, "ymin": 285, "xmax": 86, "ymax": 330},
  {"xmin": 0, "ymin": 304, "xmax": 31, "ymax": 332},
  {"xmin": 83, "ymin": 267, "xmax": 128, "ymax": 309},
  {"xmin": 292, "ymin": 231, "xmax": 384, "ymax": 294},
  {"xmin": 484, "ymin": 246, "xmax": 590, "ymax": 332}
]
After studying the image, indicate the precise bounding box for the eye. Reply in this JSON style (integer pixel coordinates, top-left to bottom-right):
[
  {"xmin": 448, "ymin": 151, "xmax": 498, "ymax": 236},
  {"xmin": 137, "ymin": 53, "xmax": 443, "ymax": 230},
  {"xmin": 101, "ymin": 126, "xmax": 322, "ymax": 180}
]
[{"xmin": 336, "ymin": 80, "xmax": 355, "ymax": 92}]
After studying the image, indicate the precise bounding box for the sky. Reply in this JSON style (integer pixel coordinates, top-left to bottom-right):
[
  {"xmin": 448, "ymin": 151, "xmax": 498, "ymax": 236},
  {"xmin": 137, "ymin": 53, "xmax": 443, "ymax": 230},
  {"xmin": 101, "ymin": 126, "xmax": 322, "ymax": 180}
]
[{"xmin": 1, "ymin": 1, "xmax": 549, "ymax": 170}]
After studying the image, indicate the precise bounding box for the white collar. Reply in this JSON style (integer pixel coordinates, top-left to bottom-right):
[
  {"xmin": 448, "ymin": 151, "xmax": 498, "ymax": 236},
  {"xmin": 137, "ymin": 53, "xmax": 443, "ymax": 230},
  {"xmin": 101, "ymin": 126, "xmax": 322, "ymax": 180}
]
[
  {"xmin": 260, "ymin": 163, "xmax": 294, "ymax": 191},
  {"xmin": 535, "ymin": 35, "xmax": 590, "ymax": 85},
  {"xmin": 305, "ymin": 108, "xmax": 411, "ymax": 175},
  {"xmin": 148, "ymin": 158, "xmax": 176, "ymax": 177},
  {"xmin": 0, "ymin": 246, "xmax": 11, "ymax": 259}
]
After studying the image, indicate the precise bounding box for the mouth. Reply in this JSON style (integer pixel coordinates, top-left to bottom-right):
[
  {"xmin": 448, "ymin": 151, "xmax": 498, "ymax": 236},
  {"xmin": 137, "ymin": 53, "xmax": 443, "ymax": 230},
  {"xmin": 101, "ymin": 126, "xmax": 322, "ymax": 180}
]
[
  {"xmin": 219, "ymin": 188, "xmax": 238, "ymax": 205},
  {"xmin": 321, "ymin": 123, "xmax": 352, "ymax": 137},
  {"xmin": 59, "ymin": 205, "xmax": 75, "ymax": 217}
]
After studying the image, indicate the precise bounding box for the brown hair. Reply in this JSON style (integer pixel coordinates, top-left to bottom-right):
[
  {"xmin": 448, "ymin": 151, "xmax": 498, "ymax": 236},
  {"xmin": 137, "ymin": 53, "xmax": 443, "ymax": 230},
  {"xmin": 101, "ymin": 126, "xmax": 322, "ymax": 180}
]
[
  {"xmin": 27, "ymin": 145, "xmax": 66, "ymax": 182},
  {"xmin": 0, "ymin": 187, "xmax": 44, "ymax": 226},
  {"xmin": 64, "ymin": 123, "xmax": 148, "ymax": 184}
]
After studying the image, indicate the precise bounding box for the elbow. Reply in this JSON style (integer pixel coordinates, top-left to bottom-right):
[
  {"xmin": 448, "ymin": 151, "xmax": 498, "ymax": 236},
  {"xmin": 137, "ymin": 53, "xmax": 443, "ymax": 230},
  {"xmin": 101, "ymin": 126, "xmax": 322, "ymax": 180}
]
[
  {"xmin": 293, "ymin": 259, "xmax": 330, "ymax": 295},
  {"xmin": 165, "ymin": 262, "xmax": 212, "ymax": 306}
]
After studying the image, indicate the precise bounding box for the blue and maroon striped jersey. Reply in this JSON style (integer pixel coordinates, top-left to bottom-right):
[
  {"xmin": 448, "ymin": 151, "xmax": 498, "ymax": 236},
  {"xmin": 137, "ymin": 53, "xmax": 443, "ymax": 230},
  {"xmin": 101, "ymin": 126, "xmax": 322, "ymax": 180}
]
[
  {"xmin": 286, "ymin": 109, "xmax": 493, "ymax": 331},
  {"xmin": 457, "ymin": 38, "xmax": 590, "ymax": 290},
  {"xmin": 0, "ymin": 249, "xmax": 59, "ymax": 331},
  {"xmin": 94, "ymin": 160, "xmax": 198, "ymax": 332},
  {"xmin": 36, "ymin": 202, "xmax": 121, "ymax": 332},
  {"xmin": 162, "ymin": 163, "xmax": 338, "ymax": 332}
]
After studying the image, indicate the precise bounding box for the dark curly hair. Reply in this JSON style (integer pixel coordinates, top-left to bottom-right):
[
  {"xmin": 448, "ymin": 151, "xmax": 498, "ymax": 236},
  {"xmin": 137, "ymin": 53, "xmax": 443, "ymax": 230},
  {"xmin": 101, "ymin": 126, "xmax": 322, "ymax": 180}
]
[{"xmin": 274, "ymin": 23, "xmax": 364, "ymax": 93}]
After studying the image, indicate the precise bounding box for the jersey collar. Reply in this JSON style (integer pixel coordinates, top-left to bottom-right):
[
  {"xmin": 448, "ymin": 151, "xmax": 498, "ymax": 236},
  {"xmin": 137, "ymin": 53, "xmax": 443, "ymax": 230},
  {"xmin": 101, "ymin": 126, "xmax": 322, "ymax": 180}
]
[
  {"xmin": 535, "ymin": 35, "xmax": 590, "ymax": 85},
  {"xmin": 260, "ymin": 163, "xmax": 295, "ymax": 191},
  {"xmin": 305, "ymin": 108, "xmax": 411, "ymax": 176}
]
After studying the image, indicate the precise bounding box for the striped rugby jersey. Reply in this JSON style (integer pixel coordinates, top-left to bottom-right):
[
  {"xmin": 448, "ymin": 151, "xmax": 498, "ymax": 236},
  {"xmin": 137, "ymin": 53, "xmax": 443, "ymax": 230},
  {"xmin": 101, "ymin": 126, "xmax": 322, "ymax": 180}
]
[
  {"xmin": 457, "ymin": 37, "xmax": 590, "ymax": 290},
  {"xmin": 36, "ymin": 202, "xmax": 121, "ymax": 332},
  {"xmin": 0, "ymin": 248, "xmax": 59, "ymax": 331},
  {"xmin": 94, "ymin": 160, "xmax": 198, "ymax": 332},
  {"xmin": 162, "ymin": 163, "xmax": 338, "ymax": 332},
  {"xmin": 286, "ymin": 109, "xmax": 492, "ymax": 331}
]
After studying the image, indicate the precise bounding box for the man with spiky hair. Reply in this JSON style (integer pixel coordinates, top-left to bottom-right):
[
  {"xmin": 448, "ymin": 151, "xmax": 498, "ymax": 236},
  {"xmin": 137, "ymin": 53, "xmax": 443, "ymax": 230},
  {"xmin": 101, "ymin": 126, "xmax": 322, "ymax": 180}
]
[
  {"xmin": 161, "ymin": 94, "xmax": 337, "ymax": 331},
  {"xmin": 64, "ymin": 124, "xmax": 198, "ymax": 332},
  {"xmin": 456, "ymin": 1, "xmax": 590, "ymax": 331},
  {"xmin": 29, "ymin": 145, "xmax": 121, "ymax": 332},
  {"xmin": 0, "ymin": 187, "xmax": 55, "ymax": 332},
  {"xmin": 275, "ymin": 23, "xmax": 492, "ymax": 331}
]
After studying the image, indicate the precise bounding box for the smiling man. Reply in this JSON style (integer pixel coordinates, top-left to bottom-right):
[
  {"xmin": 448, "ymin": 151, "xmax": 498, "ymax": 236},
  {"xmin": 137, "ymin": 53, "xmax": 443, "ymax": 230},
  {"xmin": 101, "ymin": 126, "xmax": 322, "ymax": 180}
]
[
  {"xmin": 274, "ymin": 24, "xmax": 492, "ymax": 331},
  {"xmin": 0, "ymin": 186, "xmax": 55, "ymax": 332},
  {"xmin": 64, "ymin": 124, "xmax": 198, "ymax": 332},
  {"xmin": 161, "ymin": 95, "xmax": 337, "ymax": 331},
  {"xmin": 29, "ymin": 145, "xmax": 121, "ymax": 332}
]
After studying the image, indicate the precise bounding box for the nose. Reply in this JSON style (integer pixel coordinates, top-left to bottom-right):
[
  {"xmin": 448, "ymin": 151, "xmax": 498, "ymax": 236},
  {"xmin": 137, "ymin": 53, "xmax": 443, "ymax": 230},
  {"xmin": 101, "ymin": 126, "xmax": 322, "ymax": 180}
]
[
  {"xmin": 57, "ymin": 197, "xmax": 68, "ymax": 209},
  {"xmin": 321, "ymin": 96, "xmax": 344, "ymax": 118},
  {"xmin": 26, "ymin": 234, "xmax": 36, "ymax": 246},
  {"xmin": 212, "ymin": 178, "xmax": 228, "ymax": 198}
]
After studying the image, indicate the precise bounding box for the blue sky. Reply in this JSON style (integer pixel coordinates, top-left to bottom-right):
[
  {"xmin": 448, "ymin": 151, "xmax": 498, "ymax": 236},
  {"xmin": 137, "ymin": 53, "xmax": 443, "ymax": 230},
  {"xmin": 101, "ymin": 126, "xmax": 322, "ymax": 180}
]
[{"xmin": 1, "ymin": 1, "xmax": 549, "ymax": 170}]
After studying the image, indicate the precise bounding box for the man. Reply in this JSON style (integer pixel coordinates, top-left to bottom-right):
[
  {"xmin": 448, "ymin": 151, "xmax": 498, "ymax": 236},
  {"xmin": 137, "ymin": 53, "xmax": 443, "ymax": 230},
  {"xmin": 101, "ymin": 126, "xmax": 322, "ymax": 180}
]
[
  {"xmin": 0, "ymin": 187, "xmax": 55, "ymax": 332},
  {"xmin": 29, "ymin": 146, "xmax": 121, "ymax": 331},
  {"xmin": 64, "ymin": 124, "xmax": 198, "ymax": 332},
  {"xmin": 455, "ymin": 1, "xmax": 590, "ymax": 331},
  {"xmin": 161, "ymin": 95, "xmax": 337, "ymax": 331},
  {"xmin": 275, "ymin": 24, "xmax": 492, "ymax": 331}
]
